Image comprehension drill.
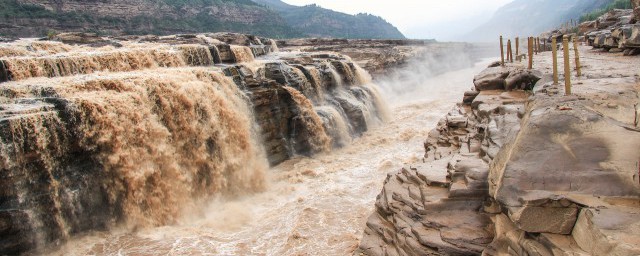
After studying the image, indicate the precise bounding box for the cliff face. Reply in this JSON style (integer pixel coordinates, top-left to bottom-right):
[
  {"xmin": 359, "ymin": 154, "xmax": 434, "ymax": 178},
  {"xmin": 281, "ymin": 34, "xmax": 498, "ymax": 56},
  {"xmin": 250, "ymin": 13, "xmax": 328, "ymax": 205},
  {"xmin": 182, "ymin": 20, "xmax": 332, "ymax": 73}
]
[{"xmin": 0, "ymin": 32, "xmax": 388, "ymax": 254}]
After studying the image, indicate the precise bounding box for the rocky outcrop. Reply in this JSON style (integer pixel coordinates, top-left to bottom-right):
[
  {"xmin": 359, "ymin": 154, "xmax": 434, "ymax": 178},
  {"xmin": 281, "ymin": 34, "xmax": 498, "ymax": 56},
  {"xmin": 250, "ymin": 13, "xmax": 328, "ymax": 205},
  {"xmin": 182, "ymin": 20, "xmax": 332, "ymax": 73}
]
[
  {"xmin": 360, "ymin": 79, "xmax": 529, "ymax": 255},
  {"xmin": 472, "ymin": 66, "xmax": 542, "ymax": 92},
  {"xmin": 579, "ymin": 7, "xmax": 640, "ymax": 54},
  {"xmin": 360, "ymin": 48, "xmax": 640, "ymax": 255},
  {"xmin": 0, "ymin": 33, "xmax": 388, "ymax": 254}
]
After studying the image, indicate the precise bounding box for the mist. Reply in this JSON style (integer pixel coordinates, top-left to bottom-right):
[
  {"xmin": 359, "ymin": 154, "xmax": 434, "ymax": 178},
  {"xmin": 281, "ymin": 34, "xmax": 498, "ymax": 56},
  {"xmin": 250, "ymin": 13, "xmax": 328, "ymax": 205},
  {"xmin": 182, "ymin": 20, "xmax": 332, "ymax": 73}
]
[{"xmin": 375, "ymin": 43, "xmax": 498, "ymax": 105}]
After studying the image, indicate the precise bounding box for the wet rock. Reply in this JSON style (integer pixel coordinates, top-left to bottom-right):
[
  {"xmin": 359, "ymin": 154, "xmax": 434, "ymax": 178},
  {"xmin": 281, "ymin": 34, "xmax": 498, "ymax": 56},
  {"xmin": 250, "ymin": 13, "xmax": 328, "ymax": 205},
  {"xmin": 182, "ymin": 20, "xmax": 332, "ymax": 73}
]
[
  {"xmin": 52, "ymin": 32, "xmax": 116, "ymax": 47},
  {"xmin": 0, "ymin": 60, "xmax": 8, "ymax": 82},
  {"xmin": 463, "ymin": 90, "xmax": 480, "ymax": 104}
]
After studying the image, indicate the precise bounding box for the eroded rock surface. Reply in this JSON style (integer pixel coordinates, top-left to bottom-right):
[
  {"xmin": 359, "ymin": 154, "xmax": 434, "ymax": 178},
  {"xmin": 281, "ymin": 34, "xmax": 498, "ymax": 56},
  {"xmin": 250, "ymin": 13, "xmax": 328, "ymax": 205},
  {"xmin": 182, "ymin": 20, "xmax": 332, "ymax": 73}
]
[{"xmin": 360, "ymin": 44, "xmax": 640, "ymax": 255}]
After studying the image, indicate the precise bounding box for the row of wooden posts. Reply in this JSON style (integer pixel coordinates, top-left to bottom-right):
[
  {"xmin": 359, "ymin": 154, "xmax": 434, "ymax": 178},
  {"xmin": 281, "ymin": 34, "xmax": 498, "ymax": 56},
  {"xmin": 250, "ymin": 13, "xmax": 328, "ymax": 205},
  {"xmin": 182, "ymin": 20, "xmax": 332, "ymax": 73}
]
[{"xmin": 499, "ymin": 35, "xmax": 582, "ymax": 96}]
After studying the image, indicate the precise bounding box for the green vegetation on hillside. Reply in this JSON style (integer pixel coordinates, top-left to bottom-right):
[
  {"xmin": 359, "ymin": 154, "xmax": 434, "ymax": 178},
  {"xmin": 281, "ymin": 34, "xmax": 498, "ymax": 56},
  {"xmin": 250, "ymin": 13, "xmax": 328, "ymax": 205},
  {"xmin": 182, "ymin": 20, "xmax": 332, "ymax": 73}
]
[
  {"xmin": 0, "ymin": 0, "xmax": 302, "ymax": 38},
  {"xmin": 253, "ymin": 0, "xmax": 405, "ymax": 39},
  {"xmin": 580, "ymin": 0, "xmax": 632, "ymax": 21}
]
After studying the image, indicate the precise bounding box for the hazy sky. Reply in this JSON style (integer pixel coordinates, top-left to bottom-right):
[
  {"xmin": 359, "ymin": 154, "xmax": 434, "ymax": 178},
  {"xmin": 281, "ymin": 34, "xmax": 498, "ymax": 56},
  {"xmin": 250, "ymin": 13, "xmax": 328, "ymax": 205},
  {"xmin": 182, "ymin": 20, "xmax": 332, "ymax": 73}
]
[{"xmin": 282, "ymin": 0, "xmax": 514, "ymax": 40}]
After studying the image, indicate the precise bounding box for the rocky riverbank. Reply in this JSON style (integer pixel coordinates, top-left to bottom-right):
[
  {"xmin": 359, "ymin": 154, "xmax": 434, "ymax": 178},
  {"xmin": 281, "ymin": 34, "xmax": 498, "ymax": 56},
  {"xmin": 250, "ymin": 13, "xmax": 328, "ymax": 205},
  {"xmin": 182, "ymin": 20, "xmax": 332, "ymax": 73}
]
[{"xmin": 359, "ymin": 40, "xmax": 640, "ymax": 255}]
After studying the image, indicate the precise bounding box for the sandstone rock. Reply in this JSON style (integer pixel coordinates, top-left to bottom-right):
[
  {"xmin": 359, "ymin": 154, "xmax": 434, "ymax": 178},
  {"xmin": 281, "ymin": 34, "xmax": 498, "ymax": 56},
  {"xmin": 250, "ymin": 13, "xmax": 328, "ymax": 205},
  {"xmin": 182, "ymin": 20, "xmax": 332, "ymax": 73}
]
[
  {"xmin": 487, "ymin": 61, "xmax": 502, "ymax": 68},
  {"xmin": 504, "ymin": 69, "xmax": 542, "ymax": 90},
  {"xmin": 572, "ymin": 208, "xmax": 640, "ymax": 256},
  {"xmin": 473, "ymin": 67, "xmax": 509, "ymax": 91},
  {"xmin": 463, "ymin": 91, "xmax": 480, "ymax": 104},
  {"xmin": 507, "ymin": 206, "xmax": 579, "ymax": 234},
  {"xmin": 623, "ymin": 24, "xmax": 640, "ymax": 48}
]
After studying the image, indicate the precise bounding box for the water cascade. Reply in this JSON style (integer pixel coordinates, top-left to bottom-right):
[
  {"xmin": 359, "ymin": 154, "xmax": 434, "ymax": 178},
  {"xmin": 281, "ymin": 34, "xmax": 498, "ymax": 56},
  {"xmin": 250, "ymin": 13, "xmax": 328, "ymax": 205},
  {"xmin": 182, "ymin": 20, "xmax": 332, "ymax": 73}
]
[{"xmin": 0, "ymin": 34, "xmax": 390, "ymax": 254}]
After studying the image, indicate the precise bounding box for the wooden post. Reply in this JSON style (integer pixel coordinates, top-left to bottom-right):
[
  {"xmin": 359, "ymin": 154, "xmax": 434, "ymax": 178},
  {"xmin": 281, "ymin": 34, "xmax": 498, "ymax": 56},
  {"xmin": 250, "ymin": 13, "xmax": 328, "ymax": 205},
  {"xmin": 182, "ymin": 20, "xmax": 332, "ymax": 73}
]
[
  {"xmin": 538, "ymin": 37, "xmax": 542, "ymax": 52},
  {"xmin": 528, "ymin": 37, "xmax": 533, "ymax": 70},
  {"xmin": 534, "ymin": 37, "xmax": 538, "ymax": 55},
  {"xmin": 563, "ymin": 35, "xmax": 571, "ymax": 95},
  {"xmin": 552, "ymin": 36, "xmax": 559, "ymax": 85},
  {"xmin": 543, "ymin": 39, "xmax": 546, "ymax": 52},
  {"xmin": 506, "ymin": 39, "xmax": 511, "ymax": 63},
  {"xmin": 500, "ymin": 35, "xmax": 505, "ymax": 66},
  {"xmin": 515, "ymin": 37, "xmax": 520, "ymax": 57},
  {"xmin": 573, "ymin": 38, "xmax": 581, "ymax": 77},
  {"xmin": 508, "ymin": 39, "xmax": 513, "ymax": 63}
]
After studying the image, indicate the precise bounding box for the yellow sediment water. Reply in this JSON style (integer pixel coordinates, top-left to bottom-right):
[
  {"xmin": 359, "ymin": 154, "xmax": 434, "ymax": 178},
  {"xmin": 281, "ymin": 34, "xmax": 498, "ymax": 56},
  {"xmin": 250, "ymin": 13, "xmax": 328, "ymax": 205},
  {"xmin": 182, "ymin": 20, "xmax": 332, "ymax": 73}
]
[
  {"xmin": 230, "ymin": 45, "xmax": 255, "ymax": 63},
  {"xmin": 2, "ymin": 67, "xmax": 268, "ymax": 228},
  {"xmin": 0, "ymin": 45, "xmax": 216, "ymax": 81},
  {"xmin": 283, "ymin": 86, "xmax": 332, "ymax": 153}
]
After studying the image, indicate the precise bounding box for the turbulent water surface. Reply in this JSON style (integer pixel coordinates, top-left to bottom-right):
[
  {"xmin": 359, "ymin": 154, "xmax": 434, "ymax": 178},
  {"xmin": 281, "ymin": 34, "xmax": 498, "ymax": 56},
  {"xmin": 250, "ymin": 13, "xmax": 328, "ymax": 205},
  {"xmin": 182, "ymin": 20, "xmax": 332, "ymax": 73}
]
[{"xmin": 51, "ymin": 58, "xmax": 491, "ymax": 256}]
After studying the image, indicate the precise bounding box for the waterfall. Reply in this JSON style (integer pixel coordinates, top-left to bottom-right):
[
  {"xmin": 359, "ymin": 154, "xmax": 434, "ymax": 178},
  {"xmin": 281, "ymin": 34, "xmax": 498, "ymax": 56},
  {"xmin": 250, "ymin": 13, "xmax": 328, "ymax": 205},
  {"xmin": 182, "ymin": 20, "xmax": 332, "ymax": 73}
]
[
  {"xmin": 298, "ymin": 65, "xmax": 325, "ymax": 102},
  {"xmin": 0, "ymin": 35, "xmax": 392, "ymax": 254},
  {"xmin": 230, "ymin": 45, "xmax": 255, "ymax": 63},
  {"xmin": 282, "ymin": 86, "xmax": 332, "ymax": 154},
  {"xmin": 0, "ymin": 68, "xmax": 269, "ymax": 251},
  {"xmin": 269, "ymin": 39, "xmax": 279, "ymax": 52},
  {"xmin": 0, "ymin": 45, "xmax": 218, "ymax": 81},
  {"xmin": 315, "ymin": 105, "xmax": 353, "ymax": 147}
]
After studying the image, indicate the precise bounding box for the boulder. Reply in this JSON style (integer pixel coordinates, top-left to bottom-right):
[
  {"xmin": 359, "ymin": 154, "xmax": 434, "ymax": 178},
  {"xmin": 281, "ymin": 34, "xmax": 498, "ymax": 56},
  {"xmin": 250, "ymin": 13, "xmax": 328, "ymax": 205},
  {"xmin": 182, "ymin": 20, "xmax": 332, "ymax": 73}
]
[
  {"xmin": 473, "ymin": 66, "xmax": 541, "ymax": 91},
  {"xmin": 463, "ymin": 90, "xmax": 480, "ymax": 104},
  {"xmin": 624, "ymin": 24, "xmax": 640, "ymax": 47},
  {"xmin": 504, "ymin": 69, "xmax": 542, "ymax": 90},
  {"xmin": 473, "ymin": 67, "xmax": 509, "ymax": 91}
]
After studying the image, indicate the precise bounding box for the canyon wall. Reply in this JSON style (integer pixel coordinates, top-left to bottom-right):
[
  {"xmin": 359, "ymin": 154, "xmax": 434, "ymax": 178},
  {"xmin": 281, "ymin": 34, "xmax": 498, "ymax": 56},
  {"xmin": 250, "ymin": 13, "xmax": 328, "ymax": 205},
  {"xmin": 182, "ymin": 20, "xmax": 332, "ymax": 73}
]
[{"xmin": 0, "ymin": 32, "xmax": 387, "ymax": 254}]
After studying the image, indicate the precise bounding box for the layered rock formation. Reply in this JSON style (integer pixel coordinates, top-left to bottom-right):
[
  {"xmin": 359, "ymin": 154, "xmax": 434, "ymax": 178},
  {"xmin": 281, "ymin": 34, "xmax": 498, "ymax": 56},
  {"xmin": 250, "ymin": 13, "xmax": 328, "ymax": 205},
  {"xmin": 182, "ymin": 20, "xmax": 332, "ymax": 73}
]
[
  {"xmin": 360, "ymin": 43, "xmax": 640, "ymax": 254},
  {"xmin": 0, "ymin": 32, "xmax": 387, "ymax": 254},
  {"xmin": 579, "ymin": 7, "xmax": 640, "ymax": 55}
]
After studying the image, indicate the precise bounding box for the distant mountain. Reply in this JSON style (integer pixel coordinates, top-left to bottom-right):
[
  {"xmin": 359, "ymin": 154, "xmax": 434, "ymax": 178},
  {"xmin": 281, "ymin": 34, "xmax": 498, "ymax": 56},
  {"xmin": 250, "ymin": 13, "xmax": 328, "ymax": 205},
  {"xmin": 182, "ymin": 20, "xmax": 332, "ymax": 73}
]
[
  {"xmin": 253, "ymin": 0, "xmax": 406, "ymax": 39},
  {"xmin": 0, "ymin": 0, "xmax": 302, "ymax": 38},
  {"xmin": 464, "ymin": 0, "xmax": 613, "ymax": 42},
  {"xmin": 0, "ymin": 0, "xmax": 405, "ymax": 39}
]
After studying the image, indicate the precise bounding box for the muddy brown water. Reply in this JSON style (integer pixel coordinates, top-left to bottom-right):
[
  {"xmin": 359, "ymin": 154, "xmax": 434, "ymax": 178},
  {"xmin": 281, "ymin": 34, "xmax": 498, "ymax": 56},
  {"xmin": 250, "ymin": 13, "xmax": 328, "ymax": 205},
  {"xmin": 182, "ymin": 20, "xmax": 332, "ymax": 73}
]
[{"xmin": 49, "ymin": 59, "xmax": 492, "ymax": 256}]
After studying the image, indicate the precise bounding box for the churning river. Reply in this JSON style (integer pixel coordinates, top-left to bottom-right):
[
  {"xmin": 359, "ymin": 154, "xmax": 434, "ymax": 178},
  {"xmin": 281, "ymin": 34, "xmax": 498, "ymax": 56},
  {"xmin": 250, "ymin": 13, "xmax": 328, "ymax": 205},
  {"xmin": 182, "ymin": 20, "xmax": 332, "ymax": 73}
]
[{"xmin": 52, "ymin": 57, "xmax": 492, "ymax": 256}]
